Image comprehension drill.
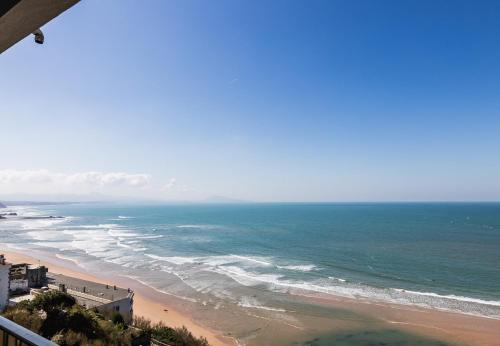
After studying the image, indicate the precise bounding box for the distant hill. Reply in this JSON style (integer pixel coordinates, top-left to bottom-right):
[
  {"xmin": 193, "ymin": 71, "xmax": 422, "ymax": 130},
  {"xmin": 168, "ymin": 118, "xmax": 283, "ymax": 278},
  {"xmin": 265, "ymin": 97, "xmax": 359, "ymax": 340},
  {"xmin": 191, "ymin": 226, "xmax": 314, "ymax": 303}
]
[
  {"xmin": 201, "ymin": 195, "xmax": 247, "ymax": 203},
  {"xmin": 0, "ymin": 202, "xmax": 6, "ymax": 208}
]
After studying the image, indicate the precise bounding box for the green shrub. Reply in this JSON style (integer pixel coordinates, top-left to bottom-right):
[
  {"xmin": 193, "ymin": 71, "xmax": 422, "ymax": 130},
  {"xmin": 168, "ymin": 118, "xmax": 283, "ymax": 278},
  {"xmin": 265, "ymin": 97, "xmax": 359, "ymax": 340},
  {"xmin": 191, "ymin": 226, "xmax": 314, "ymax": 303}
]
[
  {"xmin": 133, "ymin": 318, "xmax": 209, "ymax": 346},
  {"xmin": 171, "ymin": 326, "xmax": 209, "ymax": 346},
  {"xmin": 50, "ymin": 332, "xmax": 65, "ymax": 344},
  {"xmin": 52, "ymin": 330, "xmax": 90, "ymax": 346},
  {"xmin": 66, "ymin": 306, "xmax": 100, "ymax": 337},
  {"xmin": 132, "ymin": 315, "xmax": 152, "ymax": 331},
  {"xmin": 111, "ymin": 311, "xmax": 125, "ymax": 325},
  {"xmin": 30, "ymin": 290, "xmax": 76, "ymax": 312},
  {"xmin": 1, "ymin": 307, "xmax": 43, "ymax": 333}
]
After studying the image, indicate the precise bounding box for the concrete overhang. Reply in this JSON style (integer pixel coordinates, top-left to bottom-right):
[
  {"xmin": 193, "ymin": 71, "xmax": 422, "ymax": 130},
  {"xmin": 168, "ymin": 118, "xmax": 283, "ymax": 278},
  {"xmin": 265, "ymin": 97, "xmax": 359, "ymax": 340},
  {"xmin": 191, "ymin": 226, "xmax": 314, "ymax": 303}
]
[{"xmin": 0, "ymin": 0, "xmax": 80, "ymax": 54}]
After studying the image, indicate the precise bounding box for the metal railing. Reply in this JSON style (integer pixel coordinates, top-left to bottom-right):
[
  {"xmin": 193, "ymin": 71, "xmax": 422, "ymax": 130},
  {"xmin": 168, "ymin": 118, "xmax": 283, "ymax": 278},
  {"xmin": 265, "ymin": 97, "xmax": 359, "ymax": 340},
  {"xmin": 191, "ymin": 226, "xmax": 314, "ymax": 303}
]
[{"xmin": 0, "ymin": 316, "xmax": 56, "ymax": 346}]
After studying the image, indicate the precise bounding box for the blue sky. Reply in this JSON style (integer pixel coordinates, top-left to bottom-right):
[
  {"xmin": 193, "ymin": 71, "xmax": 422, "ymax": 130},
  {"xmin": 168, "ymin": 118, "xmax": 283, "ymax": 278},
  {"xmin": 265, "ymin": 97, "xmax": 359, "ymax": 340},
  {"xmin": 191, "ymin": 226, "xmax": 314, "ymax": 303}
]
[{"xmin": 1, "ymin": 0, "xmax": 500, "ymax": 201}]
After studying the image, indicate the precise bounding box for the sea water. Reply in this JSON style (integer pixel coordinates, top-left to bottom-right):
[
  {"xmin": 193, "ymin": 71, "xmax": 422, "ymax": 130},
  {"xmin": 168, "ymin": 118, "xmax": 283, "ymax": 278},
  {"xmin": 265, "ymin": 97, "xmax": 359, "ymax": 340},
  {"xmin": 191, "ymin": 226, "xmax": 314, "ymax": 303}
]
[{"xmin": 1, "ymin": 202, "xmax": 500, "ymax": 320}]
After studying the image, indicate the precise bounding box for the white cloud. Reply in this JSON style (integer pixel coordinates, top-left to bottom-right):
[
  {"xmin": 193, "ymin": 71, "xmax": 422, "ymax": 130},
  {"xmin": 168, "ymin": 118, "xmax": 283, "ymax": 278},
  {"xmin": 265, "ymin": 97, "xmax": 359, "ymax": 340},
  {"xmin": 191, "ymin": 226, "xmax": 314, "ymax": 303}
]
[
  {"xmin": 162, "ymin": 177, "xmax": 194, "ymax": 193},
  {"xmin": 0, "ymin": 169, "xmax": 151, "ymax": 191},
  {"xmin": 65, "ymin": 171, "xmax": 150, "ymax": 187},
  {"xmin": 163, "ymin": 177, "xmax": 177, "ymax": 190},
  {"xmin": 0, "ymin": 169, "xmax": 55, "ymax": 184},
  {"xmin": 0, "ymin": 170, "xmax": 208, "ymax": 200}
]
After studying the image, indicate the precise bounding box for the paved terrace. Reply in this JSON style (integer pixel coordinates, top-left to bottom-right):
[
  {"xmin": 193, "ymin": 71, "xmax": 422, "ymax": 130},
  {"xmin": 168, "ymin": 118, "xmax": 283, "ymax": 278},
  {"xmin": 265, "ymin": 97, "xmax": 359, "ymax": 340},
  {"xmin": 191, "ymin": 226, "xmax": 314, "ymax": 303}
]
[{"xmin": 46, "ymin": 273, "xmax": 132, "ymax": 308}]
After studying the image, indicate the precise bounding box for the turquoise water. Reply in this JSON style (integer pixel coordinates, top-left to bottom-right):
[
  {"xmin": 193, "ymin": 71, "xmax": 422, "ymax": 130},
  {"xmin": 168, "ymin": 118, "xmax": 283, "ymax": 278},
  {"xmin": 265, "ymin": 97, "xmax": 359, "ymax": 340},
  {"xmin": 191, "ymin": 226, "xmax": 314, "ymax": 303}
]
[{"xmin": 1, "ymin": 202, "xmax": 500, "ymax": 318}]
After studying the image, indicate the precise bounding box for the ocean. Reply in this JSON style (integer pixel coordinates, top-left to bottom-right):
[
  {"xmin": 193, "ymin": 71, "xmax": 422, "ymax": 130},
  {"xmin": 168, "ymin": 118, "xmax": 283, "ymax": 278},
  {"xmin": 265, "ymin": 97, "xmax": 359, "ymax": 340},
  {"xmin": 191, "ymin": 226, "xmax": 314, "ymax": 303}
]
[{"xmin": 1, "ymin": 202, "xmax": 500, "ymax": 344}]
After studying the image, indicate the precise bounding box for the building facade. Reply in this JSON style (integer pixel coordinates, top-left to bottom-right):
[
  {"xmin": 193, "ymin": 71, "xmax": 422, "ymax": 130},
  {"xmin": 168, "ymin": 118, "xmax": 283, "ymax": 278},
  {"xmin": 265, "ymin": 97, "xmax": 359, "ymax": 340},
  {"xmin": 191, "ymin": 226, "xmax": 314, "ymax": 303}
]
[
  {"xmin": 9, "ymin": 263, "xmax": 48, "ymax": 294},
  {"xmin": 0, "ymin": 255, "xmax": 11, "ymax": 311}
]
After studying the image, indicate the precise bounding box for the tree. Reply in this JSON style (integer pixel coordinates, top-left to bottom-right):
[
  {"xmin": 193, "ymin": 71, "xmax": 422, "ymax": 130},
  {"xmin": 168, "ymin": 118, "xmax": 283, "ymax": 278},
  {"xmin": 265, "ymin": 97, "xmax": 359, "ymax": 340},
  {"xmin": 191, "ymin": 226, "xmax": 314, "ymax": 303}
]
[{"xmin": 30, "ymin": 291, "xmax": 76, "ymax": 313}]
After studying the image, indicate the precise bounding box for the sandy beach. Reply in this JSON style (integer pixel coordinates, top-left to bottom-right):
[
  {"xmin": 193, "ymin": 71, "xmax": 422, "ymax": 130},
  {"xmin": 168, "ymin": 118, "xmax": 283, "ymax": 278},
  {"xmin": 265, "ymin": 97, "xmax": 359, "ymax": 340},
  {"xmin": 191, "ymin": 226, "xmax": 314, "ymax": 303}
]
[{"xmin": 2, "ymin": 248, "xmax": 500, "ymax": 346}]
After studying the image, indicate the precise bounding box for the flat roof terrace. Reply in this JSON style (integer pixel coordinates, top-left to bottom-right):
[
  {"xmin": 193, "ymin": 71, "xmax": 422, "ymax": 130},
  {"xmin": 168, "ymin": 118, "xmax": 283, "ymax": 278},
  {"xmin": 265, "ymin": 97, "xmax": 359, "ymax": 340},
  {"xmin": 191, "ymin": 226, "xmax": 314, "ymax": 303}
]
[{"xmin": 46, "ymin": 273, "xmax": 132, "ymax": 303}]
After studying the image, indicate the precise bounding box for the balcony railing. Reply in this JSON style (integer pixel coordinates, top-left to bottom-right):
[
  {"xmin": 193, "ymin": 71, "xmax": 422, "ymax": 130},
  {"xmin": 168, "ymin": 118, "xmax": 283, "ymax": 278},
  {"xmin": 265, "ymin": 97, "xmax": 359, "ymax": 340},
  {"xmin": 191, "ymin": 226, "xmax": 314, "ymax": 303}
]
[{"xmin": 0, "ymin": 316, "xmax": 57, "ymax": 346}]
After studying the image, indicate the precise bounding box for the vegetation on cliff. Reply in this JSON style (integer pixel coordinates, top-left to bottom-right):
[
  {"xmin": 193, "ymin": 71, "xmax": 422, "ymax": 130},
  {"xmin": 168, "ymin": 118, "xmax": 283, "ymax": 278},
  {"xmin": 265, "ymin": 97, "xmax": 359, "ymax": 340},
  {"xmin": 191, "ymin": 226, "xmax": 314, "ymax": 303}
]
[{"xmin": 133, "ymin": 316, "xmax": 209, "ymax": 346}]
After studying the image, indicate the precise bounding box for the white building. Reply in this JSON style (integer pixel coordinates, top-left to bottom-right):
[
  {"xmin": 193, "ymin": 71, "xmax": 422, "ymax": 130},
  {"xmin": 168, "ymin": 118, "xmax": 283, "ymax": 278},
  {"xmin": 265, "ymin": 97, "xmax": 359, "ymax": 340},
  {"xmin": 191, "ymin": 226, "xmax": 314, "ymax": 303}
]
[
  {"xmin": 0, "ymin": 254, "xmax": 12, "ymax": 311},
  {"xmin": 46, "ymin": 273, "xmax": 134, "ymax": 323}
]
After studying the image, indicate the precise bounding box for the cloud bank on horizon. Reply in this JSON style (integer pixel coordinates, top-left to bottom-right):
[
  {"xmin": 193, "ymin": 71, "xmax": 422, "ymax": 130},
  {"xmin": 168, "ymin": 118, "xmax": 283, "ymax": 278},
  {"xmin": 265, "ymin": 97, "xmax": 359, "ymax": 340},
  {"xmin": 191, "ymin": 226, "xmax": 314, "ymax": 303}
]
[
  {"xmin": 0, "ymin": 169, "xmax": 188, "ymax": 200},
  {"xmin": 0, "ymin": 169, "xmax": 150, "ymax": 187}
]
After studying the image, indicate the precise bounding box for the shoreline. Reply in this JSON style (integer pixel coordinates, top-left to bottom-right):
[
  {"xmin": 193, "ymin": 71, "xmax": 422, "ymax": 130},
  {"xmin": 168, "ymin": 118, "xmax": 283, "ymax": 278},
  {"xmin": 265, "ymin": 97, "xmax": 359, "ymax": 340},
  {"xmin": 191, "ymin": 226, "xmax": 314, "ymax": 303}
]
[{"xmin": 2, "ymin": 248, "xmax": 500, "ymax": 345}]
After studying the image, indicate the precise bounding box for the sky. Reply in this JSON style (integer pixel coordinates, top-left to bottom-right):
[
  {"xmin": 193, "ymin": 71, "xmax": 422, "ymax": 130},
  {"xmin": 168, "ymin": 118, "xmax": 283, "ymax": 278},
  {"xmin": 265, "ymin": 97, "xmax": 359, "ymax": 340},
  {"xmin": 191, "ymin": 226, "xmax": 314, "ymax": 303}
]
[{"xmin": 1, "ymin": 0, "xmax": 500, "ymax": 202}]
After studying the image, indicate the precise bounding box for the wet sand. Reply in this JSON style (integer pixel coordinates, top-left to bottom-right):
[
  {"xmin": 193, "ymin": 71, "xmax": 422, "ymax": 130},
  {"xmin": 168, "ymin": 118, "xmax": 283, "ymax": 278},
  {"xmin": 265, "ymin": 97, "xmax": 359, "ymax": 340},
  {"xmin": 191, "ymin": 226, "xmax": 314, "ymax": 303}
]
[
  {"xmin": 304, "ymin": 295, "xmax": 500, "ymax": 346},
  {"xmin": 2, "ymin": 248, "xmax": 500, "ymax": 346}
]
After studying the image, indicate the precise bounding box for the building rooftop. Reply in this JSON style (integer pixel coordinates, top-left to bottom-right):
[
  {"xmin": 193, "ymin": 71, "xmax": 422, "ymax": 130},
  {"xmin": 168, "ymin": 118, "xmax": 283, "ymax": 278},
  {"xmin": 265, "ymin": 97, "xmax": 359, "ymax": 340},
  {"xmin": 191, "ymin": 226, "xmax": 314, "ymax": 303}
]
[
  {"xmin": 10, "ymin": 262, "xmax": 42, "ymax": 268},
  {"xmin": 9, "ymin": 293, "xmax": 32, "ymax": 305},
  {"xmin": 46, "ymin": 273, "xmax": 132, "ymax": 303}
]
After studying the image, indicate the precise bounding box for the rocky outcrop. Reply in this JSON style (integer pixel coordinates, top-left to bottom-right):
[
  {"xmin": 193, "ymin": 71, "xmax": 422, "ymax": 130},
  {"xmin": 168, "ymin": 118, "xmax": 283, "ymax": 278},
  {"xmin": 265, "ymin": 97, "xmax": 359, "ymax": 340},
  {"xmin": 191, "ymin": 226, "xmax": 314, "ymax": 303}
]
[{"xmin": 21, "ymin": 216, "xmax": 64, "ymax": 220}]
